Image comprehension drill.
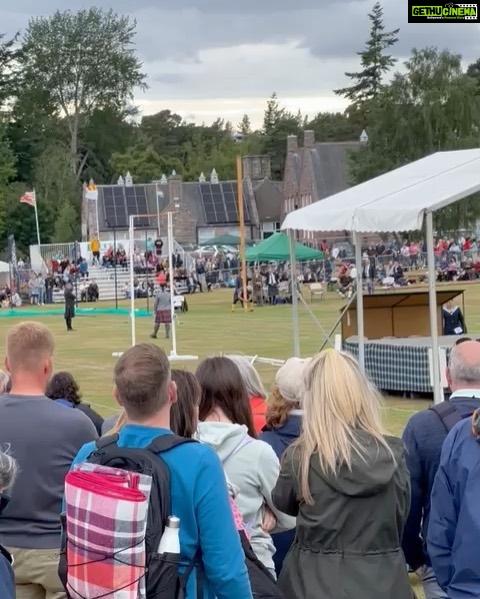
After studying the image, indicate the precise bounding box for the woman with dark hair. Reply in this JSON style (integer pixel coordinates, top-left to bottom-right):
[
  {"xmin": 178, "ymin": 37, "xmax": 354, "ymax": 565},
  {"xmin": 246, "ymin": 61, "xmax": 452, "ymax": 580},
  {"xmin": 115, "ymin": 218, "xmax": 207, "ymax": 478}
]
[
  {"xmin": 170, "ymin": 369, "xmax": 201, "ymax": 438},
  {"xmin": 195, "ymin": 356, "xmax": 295, "ymax": 576},
  {"xmin": 46, "ymin": 372, "xmax": 104, "ymax": 435}
]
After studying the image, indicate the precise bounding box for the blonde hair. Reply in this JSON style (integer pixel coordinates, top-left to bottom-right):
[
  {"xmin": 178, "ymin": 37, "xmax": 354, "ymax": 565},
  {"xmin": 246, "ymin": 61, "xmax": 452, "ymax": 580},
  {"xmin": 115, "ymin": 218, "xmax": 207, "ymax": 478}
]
[
  {"xmin": 6, "ymin": 322, "xmax": 55, "ymax": 372},
  {"xmin": 295, "ymin": 350, "xmax": 394, "ymax": 504},
  {"xmin": 108, "ymin": 411, "xmax": 127, "ymax": 435}
]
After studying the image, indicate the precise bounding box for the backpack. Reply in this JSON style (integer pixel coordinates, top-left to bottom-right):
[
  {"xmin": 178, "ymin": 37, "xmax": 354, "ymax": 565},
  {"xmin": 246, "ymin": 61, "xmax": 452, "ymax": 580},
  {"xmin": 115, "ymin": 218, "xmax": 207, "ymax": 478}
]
[
  {"xmin": 429, "ymin": 402, "xmax": 463, "ymax": 432},
  {"xmin": 59, "ymin": 434, "xmax": 199, "ymax": 599}
]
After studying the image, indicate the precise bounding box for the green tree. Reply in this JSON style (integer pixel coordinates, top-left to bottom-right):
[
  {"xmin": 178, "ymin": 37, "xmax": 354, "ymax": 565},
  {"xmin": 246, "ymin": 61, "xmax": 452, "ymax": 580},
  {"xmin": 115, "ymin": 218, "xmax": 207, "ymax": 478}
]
[
  {"xmin": 238, "ymin": 114, "xmax": 252, "ymax": 137},
  {"xmin": 262, "ymin": 93, "xmax": 303, "ymax": 178},
  {"xmin": 335, "ymin": 2, "xmax": 399, "ymax": 122},
  {"xmin": 350, "ymin": 47, "xmax": 480, "ymax": 229},
  {"xmin": 54, "ymin": 199, "xmax": 79, "ymax": 242},
  {"xmin": 0, "ymin": 32, "xmax": 22, "ymax": 106},
  {"xmin": 0, "ymin": 124, "xmax": 17, "ymax": 243},
  {"xmin": 21, "ymin": 8, "xmax": 147, "ymax": 180},
  {"xmin": 306, "ymin": 112, "xmax": 360, "ymax": 141}
]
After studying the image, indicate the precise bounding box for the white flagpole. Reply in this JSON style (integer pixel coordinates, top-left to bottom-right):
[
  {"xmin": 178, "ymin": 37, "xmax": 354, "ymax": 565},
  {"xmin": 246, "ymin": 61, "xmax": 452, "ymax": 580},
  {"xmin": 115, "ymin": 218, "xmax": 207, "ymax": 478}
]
[{"xmin": 33, "ymin": 189, "xmax": 41, "ymax": 246}]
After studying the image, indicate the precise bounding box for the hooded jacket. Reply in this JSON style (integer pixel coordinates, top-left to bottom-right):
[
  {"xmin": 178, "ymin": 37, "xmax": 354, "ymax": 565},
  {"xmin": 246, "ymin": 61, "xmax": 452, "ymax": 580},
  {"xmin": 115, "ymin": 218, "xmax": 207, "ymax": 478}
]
[
  {"xmin": 196, "ymin": 422, "xmax": 296, "ymax": 573},
  {"xmin": 272, "ymin": 431, "xmax": 413, "ymax": 599}
]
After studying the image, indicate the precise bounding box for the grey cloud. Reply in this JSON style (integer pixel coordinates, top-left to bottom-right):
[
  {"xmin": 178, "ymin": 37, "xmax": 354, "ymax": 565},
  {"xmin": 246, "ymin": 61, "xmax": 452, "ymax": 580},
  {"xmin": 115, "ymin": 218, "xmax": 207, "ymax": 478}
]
[{"xmin": 2, "ymin": 0, "xmax": 479, "ymax": 110}]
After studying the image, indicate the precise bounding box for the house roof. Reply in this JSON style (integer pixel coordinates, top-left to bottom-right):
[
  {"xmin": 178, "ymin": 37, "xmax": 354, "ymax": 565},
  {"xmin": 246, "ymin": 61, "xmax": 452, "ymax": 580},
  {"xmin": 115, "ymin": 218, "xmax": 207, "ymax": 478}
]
[
  {"xmin": 253, "ymin": 179, "xmax": 282, "ymax": 222},
  {"xmin": 281, "ymin": 149, "xmax": 480, "ymax": 233},
  {"xmin": 311, "ymin": 142, "xmax": 360, "ymax": 202},
  {"xmin": 97, "ymin": 179, "xmax": 259, "ymax": 231}
]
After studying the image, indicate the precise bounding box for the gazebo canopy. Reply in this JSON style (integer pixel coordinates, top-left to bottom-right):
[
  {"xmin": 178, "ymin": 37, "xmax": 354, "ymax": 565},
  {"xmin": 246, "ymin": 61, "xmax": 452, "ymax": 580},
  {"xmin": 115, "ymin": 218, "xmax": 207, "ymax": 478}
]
[
  {"xmin": 281, "ymin": 149, "xmax": 480, "ymax": 234},
  {"xmin": 245, "ymin": 232, "xmax": 324, "ymax": 261}
]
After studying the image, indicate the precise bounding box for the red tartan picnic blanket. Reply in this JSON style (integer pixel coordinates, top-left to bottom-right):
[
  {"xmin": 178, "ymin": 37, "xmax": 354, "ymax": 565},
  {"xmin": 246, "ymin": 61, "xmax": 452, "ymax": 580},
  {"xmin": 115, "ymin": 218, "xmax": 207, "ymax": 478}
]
[{"xmin": 65, "ymin": 465, "xmax": 151, "ymax": 599}]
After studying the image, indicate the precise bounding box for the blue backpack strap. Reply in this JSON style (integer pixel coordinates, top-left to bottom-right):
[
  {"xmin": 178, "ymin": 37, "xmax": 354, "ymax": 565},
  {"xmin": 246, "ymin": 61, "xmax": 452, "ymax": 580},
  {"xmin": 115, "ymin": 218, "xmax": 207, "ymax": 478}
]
[{"xmin": 429, "ymin": 402, "xmax": 463, "ymax": 432}]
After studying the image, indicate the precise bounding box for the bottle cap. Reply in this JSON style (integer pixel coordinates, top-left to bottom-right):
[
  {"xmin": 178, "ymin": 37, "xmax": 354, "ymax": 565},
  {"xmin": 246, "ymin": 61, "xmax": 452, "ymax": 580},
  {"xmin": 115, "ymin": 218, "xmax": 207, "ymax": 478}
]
[{"xmin": 167, "ymin": 516, "xmax": 180, "ymax": 529}]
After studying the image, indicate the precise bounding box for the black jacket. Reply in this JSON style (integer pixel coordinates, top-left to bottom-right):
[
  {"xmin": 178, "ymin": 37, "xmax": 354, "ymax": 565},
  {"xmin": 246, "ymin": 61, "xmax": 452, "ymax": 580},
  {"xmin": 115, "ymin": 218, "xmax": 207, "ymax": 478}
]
[
  {"xmin": 64, "ymin": 289, "xmax": 76, "ymax": 318},
  {"xmin": 272, "ymin": 432, "xmax": 414, "ymax": 599}
]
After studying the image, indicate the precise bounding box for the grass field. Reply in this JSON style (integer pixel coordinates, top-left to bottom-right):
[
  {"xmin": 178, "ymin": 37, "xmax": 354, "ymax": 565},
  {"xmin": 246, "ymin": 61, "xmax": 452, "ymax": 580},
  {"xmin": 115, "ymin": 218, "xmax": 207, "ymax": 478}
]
[{"xmin": 4, "ymin": 283, "xmax": 480, "ymax": 598}]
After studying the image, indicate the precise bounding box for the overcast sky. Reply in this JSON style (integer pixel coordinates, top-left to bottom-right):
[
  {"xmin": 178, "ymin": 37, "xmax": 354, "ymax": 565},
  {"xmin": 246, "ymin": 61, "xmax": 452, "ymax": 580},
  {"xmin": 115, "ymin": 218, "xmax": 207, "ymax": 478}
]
[{"xmin": 1, "ymin": 1, "xmax": 478, "ymax": 127}]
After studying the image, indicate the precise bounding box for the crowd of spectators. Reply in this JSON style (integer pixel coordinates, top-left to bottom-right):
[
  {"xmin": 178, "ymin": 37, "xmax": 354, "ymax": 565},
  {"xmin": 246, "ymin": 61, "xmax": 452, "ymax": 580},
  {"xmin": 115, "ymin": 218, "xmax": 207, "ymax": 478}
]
[{"xmin": 0, "ymin": 323, "xmax": 479, "ymax": 598}]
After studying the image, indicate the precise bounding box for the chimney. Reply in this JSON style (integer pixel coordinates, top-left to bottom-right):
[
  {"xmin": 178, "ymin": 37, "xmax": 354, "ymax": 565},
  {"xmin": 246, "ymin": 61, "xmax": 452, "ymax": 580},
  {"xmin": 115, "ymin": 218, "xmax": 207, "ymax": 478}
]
[
  {"xmin": 242, "ymin": 155, "xmax": 272, "ymax": 180},
  {"xmin": 210, "ymin": 168, "xmax": 219, "ymax": 184},
  {"xmin": 125, "ymin": 171, "xmax": 133, "ymax": 186},
  {"xmin": 304, "ymin": 130, "xmax": 315, "ymax": 148},
  {"xmin": 287, "ymin": 135, "xmax": 298, "ymax": 153},
  {"xmin": 199, "ymin": 172, "xmax": 206, "ymax": 183},
  {"xmin": 168, "ymin": 171, "xmax": 183, "ymax": 207}
]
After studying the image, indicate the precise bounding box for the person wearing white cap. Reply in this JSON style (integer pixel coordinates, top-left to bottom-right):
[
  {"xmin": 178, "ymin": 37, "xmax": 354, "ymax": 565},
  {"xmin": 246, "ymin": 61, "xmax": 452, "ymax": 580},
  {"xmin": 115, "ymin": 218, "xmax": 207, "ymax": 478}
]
[{"xmin": 260, "ymin": 356, "xmax": 310, "ymax": 576}]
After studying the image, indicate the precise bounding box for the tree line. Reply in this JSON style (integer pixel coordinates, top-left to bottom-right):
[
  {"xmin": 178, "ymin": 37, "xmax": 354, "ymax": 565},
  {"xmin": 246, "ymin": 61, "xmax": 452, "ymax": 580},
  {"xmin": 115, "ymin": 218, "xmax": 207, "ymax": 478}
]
[{"xmin": 0, "ymin": 3, "xmax": 479, "ymax": 253}]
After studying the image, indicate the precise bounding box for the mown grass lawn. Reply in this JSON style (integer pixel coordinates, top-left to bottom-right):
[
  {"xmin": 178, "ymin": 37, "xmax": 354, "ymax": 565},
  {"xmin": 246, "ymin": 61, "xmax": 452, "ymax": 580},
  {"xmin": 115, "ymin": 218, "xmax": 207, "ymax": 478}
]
[{"xmin": 3, "ymin": 283, "xmax": 479, "ymax": 598}]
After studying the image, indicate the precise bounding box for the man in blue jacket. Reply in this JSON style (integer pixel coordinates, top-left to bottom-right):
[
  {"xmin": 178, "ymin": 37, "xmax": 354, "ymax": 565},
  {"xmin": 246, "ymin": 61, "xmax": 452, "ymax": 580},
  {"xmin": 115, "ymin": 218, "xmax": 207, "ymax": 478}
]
[
  {"xmin": 427, "ymin": 410, "xmax": 480, "ymax": 598},
  {"xmin": 72, "ymin": 343, "xmax": 252, "ymax": 599},
  {"xmin": 402, "ymin": 340, "xmax": 480, "ymax": 599}
]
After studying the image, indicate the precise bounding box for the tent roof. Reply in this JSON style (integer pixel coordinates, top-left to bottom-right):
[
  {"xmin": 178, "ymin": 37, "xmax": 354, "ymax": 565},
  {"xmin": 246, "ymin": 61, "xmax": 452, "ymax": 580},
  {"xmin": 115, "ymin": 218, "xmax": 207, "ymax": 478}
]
[
  {"xmin": 245, "ymin": 232, "xmax": 324, "ymax": 261},
  {"xmin": 281, "ymin": 149, "xmax": 480, "ymax": 233},
  {"xmin": 345, "ymin": 289, "xmax": 464, "ymax": 310}
]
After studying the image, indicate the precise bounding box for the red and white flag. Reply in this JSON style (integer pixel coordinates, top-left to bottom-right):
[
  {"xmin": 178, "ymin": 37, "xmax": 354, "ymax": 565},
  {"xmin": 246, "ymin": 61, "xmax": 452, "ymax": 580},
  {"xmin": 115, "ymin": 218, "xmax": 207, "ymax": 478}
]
[{"xmin": 20, "ymin": 191, "xmax": 36, "ymax": 207}]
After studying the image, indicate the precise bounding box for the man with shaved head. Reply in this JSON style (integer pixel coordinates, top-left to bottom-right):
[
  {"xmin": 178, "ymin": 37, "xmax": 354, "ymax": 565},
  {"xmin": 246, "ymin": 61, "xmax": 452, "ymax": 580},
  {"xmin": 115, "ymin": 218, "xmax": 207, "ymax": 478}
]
[{"xmin": 402, "ymin": 340, "xmax": 480, "ymax": 599}]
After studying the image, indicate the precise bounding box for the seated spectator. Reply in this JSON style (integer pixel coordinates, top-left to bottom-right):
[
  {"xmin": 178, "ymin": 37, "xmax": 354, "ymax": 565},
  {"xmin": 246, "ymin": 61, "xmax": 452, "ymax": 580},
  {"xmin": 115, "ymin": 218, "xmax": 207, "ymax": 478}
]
[
  {"xmin": 427, "ymin": 410, "xmax": 480, "ymax": 598},
  {"xmin": 72, "ymin": 344, "xmax": 252, "ymax": 599},
  {"xmin": 196, "ymin": 356, "xmax": 295, "ymax": 576},
  {"xmin": 226, "ymin": 356, "xmax": 268, "ymax": 434},
  {"xmin": 87, "ymin": 281, "xmax": 99, "ymax": 302},
  {"xmin": 0, "ymin": 448, "xmax": 18, "ymax": 599},
  {"xmin": 272, "ymin": 350, "xmax": 412, "ymax": 599},
  {"xmin": 46, "ymin": 371, "xmax": 104, "ymax": 435},
  {"xmin": 402, "ymin": 340, "xmax": 480, "ymax": 597},
  {"xmin": 0, "ymin": 322, "xmax": 97, "ymax": 599},
  {"xmin": 260, "ymin": 357, "xmax": 310, "ymax": 576}
]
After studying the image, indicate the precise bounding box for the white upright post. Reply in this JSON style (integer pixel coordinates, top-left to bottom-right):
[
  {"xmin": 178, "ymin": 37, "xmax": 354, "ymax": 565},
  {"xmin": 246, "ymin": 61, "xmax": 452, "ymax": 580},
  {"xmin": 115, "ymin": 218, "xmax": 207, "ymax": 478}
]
[
  {"xmin": 288, "ymin": 229, "xmax": 300, "ymax": 357},
  {"xmin": 129, "ymin": 215, "xmax": 136, "ymax": 346},
  {"xmin": 33, "ymin": 189, "xmax": 41, "ymax": 246},
  {"xmin": 155, "ymin": 182, "xmax": 161, "ymax": 235},
  {"xmin": 167, "ymin": 212, "xmax": 178, "ymax": 357},
  {"xmin": 353, "ymin": 231, "xmax": 365, "ymax": 371},
  {"xmin": 426, "ymin": 211, "xmax": 442, "ymax": 404}
]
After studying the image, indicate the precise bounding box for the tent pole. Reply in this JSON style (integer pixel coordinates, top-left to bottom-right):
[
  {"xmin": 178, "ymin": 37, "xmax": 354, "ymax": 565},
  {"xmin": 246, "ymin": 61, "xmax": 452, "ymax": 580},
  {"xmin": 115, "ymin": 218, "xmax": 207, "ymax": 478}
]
[
  {"xmin": 426, "ymin": 211, "xmax": 442, "ymax": 404},
  {"xmin": 353, "ymin": 231, "xmax": 365, "ymax": 371},
  {"xmin": 289, "ymin": 229, "xmax": 300, "ymax": 357}
]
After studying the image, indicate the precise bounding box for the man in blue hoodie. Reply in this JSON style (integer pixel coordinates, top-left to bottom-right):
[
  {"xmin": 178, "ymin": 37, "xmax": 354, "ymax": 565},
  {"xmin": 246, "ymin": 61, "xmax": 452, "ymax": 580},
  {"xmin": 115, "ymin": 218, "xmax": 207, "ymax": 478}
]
[
  {"xmin": 427, "ymin": 410, "xmax": 480, "ymax": 598},
  {"xmin": 402, "ymin": 340, "xmax": 480, "ymax": 599},
  {"xmin": 72, "ymin": 343, "xmax": 252, "ymax": 599}
]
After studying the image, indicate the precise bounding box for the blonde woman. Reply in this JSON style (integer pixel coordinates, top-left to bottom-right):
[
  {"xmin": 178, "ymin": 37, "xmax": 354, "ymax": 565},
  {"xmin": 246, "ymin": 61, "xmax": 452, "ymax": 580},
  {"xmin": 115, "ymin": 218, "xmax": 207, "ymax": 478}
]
[{"xmin": 272, "ymin": 350, "xmax": 413, "ymax": 599}]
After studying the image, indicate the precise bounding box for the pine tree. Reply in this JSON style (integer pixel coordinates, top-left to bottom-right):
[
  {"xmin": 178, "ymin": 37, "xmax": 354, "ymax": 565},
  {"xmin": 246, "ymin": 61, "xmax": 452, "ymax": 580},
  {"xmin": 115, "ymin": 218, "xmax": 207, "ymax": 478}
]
[
  {"xmin": 238, "ymin": 114, "xmax": 252, "ymax": 137},
  {"xmin": 334, "ymin": 3, "xmax": 399, "ymax": 105}
]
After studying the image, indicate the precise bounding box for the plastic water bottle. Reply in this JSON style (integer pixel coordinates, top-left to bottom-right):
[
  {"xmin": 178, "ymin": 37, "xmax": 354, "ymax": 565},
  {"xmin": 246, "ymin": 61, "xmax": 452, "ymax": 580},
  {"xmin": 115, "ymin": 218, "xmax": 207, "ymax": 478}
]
[{"xmin": 158, "ymin": 516, "xmax": 180, "ymax": 554}]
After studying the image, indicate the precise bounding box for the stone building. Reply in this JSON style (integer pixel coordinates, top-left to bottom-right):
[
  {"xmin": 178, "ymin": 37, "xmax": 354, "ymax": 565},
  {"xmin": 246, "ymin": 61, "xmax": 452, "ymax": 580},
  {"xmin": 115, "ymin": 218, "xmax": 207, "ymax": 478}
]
[
  {"xmin": 282, "ymin": 130, "xmax": 361, "ymax": 243},
  {"xmin": 83, "ymin": 156, "xmax": 282, "ymax": 246}
]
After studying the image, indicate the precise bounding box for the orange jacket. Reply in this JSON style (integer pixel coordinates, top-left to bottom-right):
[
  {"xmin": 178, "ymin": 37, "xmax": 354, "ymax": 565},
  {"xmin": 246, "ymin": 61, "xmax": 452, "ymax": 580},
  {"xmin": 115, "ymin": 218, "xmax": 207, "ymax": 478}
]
[{"xmin": 250, "ymin": 396, "xmax": 267, "ymax": 435}]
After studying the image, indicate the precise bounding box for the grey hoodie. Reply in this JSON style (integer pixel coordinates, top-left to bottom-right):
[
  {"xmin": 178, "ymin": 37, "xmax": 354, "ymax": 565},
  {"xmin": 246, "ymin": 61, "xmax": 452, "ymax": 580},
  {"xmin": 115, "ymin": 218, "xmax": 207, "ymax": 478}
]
[{"xmin": 196, "ymin": 421, "xmax": 296, "ymax": 573}]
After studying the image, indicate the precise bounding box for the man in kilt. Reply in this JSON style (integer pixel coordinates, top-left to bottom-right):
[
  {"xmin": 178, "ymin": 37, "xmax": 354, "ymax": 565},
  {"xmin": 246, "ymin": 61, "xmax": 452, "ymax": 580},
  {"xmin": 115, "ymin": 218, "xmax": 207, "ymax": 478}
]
[
  {"xmin": 64, "ymin": 283, "xmax": 76, "ymax": 331},
  {"xmin": 150, "ymin": 286, "xmax": 172, "ymax": 339}
]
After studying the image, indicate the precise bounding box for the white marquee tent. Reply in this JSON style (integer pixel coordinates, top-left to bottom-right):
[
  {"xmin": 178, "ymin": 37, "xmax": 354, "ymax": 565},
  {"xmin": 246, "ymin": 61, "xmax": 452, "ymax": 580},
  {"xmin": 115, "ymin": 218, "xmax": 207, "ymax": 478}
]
[{"xmin": 281, "ymin": 149, "xmax": 480, "ymax": 403}]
